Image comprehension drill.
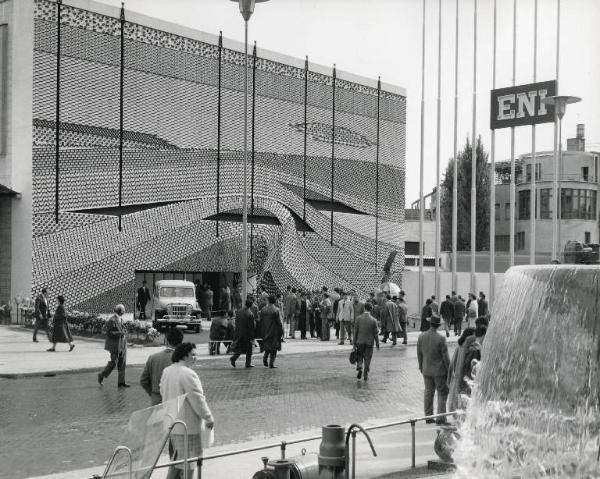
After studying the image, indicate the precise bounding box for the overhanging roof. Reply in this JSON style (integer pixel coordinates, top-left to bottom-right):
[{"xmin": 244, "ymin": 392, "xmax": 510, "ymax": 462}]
[{"xmin": 0, "ymin": 184, "xmax": 20, "ymax": 197}]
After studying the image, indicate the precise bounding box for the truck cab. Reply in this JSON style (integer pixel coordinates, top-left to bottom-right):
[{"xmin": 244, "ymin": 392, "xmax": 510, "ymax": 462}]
[{"xmin": 152, "ymin": 280, "xmax": 202, "ymax": 333}]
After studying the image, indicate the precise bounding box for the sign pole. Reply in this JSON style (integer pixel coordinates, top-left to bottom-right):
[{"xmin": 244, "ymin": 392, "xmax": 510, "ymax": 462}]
[
  {"xmin": 530, "ymin": 0, "xmax": 538, "ymax": 265},
  {"xmin": 470, "ymin": 0, "xmax": 477, "ymax": 294},
  {"xmin": 434, "ymin": 0, "xmax": 442, "ymax": 303},
  {"xmin": 418, "ymin": 0, "xmax": 426, "ymax": 311},
  {"xmin": 451, "ymin": 0, "xmax": 459, "ymax": 293},
  {"xmin": 552, "ymin": 0, "xmax": 561, "ymax": 262},
  {"xmin": 509, "ymin": 0, "xmax": 517, "ymax": 268},
  {"xmin": 489, "ymin": 0, "xmax": 497, "ymax": 308}
]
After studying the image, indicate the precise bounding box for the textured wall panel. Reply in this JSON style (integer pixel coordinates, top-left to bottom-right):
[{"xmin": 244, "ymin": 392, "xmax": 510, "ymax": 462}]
[{"xmin": 31, "ymin": 0, "xmax": 406, "ymax": 312}]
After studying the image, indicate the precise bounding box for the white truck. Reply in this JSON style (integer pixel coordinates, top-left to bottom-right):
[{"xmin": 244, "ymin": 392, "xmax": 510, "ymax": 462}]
[{"xmin": 152, "ymin": 279, "xmax": 202, "ymax": 333}]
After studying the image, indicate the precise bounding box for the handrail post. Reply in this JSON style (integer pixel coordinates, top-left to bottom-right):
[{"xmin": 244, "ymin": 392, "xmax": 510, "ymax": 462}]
[
  {"xmin": 351, "ymin": 430, "xmax": 357, "ymax": 479},
  {"xmin": 410, "ymin": 420, "xmax": 416, "ymax": 468},
  {"xmin": 197, "ymin": 457, "xmax": 203, "ymax": 479},
  {"xmin": 280, "ymin": 440, "xmax": 287, "ymax": 459},
  {"xmin": 178, "ymin": 420, "xmax": 189, "ymax": 479},
  {"xmin": 101, "ymin": 446, "xmax": 132, "ymax": 479}
]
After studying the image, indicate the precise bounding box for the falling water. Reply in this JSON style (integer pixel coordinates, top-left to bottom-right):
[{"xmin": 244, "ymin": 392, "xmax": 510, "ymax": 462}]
[{"xmin": 453, "ymin": 265, "xmax": 600, "ymax": 478}]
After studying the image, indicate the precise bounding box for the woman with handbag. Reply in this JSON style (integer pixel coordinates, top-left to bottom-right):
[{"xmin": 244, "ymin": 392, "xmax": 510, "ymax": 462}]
[{"xmin": 47, "ymin": 295, "xmax": 75, "ymax": 352}]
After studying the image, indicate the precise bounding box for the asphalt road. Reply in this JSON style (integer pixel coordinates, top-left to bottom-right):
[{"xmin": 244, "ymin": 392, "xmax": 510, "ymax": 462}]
[{"xmin": 0, "ymin": 345, "xmax": 444, "ymax": 479}]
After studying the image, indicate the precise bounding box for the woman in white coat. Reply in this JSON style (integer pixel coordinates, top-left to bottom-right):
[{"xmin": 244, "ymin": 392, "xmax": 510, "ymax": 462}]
[{"xmin": 160, "ymin": 342, "xmax": 214, "ymax": 479}]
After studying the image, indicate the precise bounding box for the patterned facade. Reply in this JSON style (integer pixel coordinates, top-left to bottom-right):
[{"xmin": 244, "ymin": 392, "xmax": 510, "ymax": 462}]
[{"xmin": 30, "ymin": 0, "xmax": 406, "ymax": 312}]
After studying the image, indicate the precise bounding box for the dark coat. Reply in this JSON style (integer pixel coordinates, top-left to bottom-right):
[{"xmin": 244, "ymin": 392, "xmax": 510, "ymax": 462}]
[
  {"xmin": 51, "ymin": 304, "xmax": 72, "ymax": 343},
  {"xmin": 259, "ymin": 304, "xmax": 283, "ymax": 352},
  {"xmin": 417, "ymin": 328, "xmax": 450, "ymax": 377},
  {"xmin": 477, "ymin": 298, "xmax": 489, "ymax": 318},
  {"xmin": 34, "ymin": 293, "xmax": 49, "ymax": 322},
  {"xmin": 440, "ymin": 300, "xmax": 454, "ymax": 321},
  {"xmin": 231, "ymin": 307, "xmax": 255, "ymax": 354},
  {"xmin": 137, "ymin": 286, "xmax": 151, "ymax": 309},
  {"xmin": 453, "ymin": 300, "xmax": 466, "ymax": 320},
  {"xmin": 104, "ymin": 313, "xmax": 127, "ymax": 356},
  {"xmin": 420, "ymin": 304, "xmax": 432, "ymax": 331},
  {"xmin": 204, "ymin": 289, "xmax": 214, "ymax": 308}
]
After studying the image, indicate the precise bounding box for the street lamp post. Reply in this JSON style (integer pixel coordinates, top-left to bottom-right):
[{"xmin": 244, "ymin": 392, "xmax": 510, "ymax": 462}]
[
  {"xmin": 541, "ymin": 95, "xmax": 581, "ymax": 261},
  {"xmin": 230, "ymin": 0, "xmax": 269, "ymax": 302}
]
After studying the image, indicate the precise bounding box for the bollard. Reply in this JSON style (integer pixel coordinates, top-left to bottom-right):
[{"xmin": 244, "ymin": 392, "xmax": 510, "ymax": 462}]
[
  {"xmin": 267, "ymin": 459, "xmax": 292, "ymax": 479},
  {"xmin": 319, "ymin": 424, "xmax": 346, "ymax": 468}
]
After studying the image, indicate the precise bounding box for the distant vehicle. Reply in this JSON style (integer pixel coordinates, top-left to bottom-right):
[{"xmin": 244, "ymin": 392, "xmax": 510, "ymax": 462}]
[
  {"xmin": 563, "ymin": 241, "xmax": 599, "ymax": 264},
  {"xmin": 152, "ymin": 280, "xmax": 202, "ymax": 333}
]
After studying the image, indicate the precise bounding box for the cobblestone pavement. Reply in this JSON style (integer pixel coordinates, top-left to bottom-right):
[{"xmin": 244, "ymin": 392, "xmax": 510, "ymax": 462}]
[{"xmin": 0, "ymin": 345, "xmax": 444, "ymax": 479}]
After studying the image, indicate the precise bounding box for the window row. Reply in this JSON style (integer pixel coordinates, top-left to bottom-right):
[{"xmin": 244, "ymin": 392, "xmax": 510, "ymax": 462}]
[{"xmin": 495, "ymin": 188, "xmax": 597, "ymax": 221}]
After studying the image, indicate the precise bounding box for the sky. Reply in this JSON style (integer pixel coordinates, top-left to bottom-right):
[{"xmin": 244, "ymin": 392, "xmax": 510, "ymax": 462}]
[{"xmin": 100, "ymin": 0, "xmax": 600, "ymax": 206}]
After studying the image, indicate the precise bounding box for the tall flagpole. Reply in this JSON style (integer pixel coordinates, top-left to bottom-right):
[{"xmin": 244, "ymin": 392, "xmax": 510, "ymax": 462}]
[
  {"xmin": 451, "ymin": 0, "xmax": 459, "ymax": 293},
  {"xmin": 434, "ymin": 0, "xmax": 442, "ymax": 302},
  {"xmin": 509, "ymin": 0, "xmax": 517, "ymax": 268},
  {"xmin": 470, "ymin": 0, "xmax": 477, "ymax": 294},
  {"xmin": 552, "ymin": 0, "xmax": 561, "ymax": 261},
  {"xmin": 418, "ymin": 0, "xmax": 426, "ymax": 310},
  {"xmin": 530, "ymin": 0, "xmax": 538, "ymax": 264},
  {"xmin": 489, "ymin": 0, "xmax": 497, "ymax": 307}
]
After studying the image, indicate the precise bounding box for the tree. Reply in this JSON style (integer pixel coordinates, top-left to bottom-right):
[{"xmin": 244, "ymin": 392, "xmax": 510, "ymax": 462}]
[{"xmin": 440, "ymin": 136, "xmax": 490, "ymax": 252}]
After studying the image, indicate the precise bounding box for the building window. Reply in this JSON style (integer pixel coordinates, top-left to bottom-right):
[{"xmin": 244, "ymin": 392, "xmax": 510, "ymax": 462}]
[
  {"xmin": 585, "ymin": 232, "xmax": 591, "ymax": 244},
  {"xmin": 516, "ymin": 232, "xmax": 525, "ymax": 250},
  {"xmin": 495, "ymin": 203, "xmax": 500, "ymax": 221},
  {"xmin": 540, "ymin": 188, "xmax": 552, "ymax": 219},
  {"xmin": 525, "ymin": 163, "xmax": 541, "ymax": 182},
  {"xmin": 561, "ymin": 188, "xmax": 597, "ymax": 219},
  {"xmin": 582, "ymin": 167, "xmax": 589, "ymax": 182},
  {"xmin": 518, "ymin": 190, "xmax": 530, "ymax": 220},
  {"xmin": 404, "ymin": 241, "xmax": 421, "ymax": 255},
  {"xmin": 505, "ymin": 203, "xmax": 510, "ymax": 220}
]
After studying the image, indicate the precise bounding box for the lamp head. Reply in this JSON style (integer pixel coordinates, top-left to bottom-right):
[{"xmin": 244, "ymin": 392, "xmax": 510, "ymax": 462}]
[
  {"xmin": 541, "ymin": 95, "xmax": 581, "ymax": 120},
  {"xmin": 230, "ymin": 0, "xmax": 269, "ymax": 21}
]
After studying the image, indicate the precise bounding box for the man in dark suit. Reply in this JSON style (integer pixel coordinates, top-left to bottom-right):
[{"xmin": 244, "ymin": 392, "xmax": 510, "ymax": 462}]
[
  {"xmin": 417, "ymin": 314, "xmax": 450, "ymax": 424},
  {"xmin": 230, "ymin": 299, "xmax": 256, "ymax": 368},
  {"xmin": 98, "ymin": 304, "xmax": 129, "ymax": 387},
  {"xmin": 136, "ymin": 281, "xmax": 151, "ymax": 320},
  {"xmin": 259, "ymin": 295, "xmax": 284, "ymax": 368},
  {"xmin": 353, "ymin": 302, "xmax": 380, "ymax": 381},
  {"xmin": 33, "ymin": 288, "xmax": 50, "ymax": 342},
  {"xmin": 203, "ymin": 284, "xmax": 213, "ymax": 322}
]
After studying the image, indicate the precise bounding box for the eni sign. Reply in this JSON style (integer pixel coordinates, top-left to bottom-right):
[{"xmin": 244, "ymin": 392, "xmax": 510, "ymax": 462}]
[{"xmin": 490, "ymin": 80, "xmax": 557, "ymax": 130}]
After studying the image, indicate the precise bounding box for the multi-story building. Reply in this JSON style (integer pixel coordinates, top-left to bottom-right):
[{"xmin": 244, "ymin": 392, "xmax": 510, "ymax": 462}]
[
  {"xmin": 0, "ymin": 0, "xmax": 407, "ymax": 312},
  {"xmin": 495, "ymin": 124, "xmax": 599, "ymax": 254}
]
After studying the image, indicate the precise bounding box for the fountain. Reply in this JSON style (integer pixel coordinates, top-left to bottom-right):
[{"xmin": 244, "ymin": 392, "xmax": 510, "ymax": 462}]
[{"xmin": 453, "ymin": 265, "xmax": 600, "ymax": 478}]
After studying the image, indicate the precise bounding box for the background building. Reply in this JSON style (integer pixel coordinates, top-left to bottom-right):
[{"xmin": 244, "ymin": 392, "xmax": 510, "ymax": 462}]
[{"xmin": 0, "ymin": 0, "xmax": 406, "ymax": 313}]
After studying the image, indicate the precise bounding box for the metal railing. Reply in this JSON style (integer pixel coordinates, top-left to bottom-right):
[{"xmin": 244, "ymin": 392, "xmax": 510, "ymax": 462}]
[
  {"xmin": 100, "ymin": 446, "xmax": 132, "ymax": 479},
  {"xmin": 146, "ymin": 410, "xmax": 463, "ymax": 478}
]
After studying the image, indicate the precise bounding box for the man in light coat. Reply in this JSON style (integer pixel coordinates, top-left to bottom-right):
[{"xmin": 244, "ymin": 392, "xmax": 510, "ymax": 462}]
[
  {"xmin": 397, "ymin": 296, "xmax": 408, "ymax": 345},
  {"xmin": 140, "ymin": 328, "xmax": 184, "ymax": 405},
  {"xmin": 353, "ymin": 302, "xmax": 379, "ymax": 381},
  {"xmin": 417, "ymin": 314, "xmax": 451, "ymax": 424},
  {"xmin": 336, "ymin": 292, "xmax": 355, "ymax": 345},
  {"xmin": 382, "ymin": 295, "xmax": 401, "ymax": 346}
]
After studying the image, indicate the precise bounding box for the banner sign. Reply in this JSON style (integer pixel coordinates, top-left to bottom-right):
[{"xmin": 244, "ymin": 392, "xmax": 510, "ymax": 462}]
[{"xmin": 490, "ymin": 80, "xmax": 557, "ymax": 130}]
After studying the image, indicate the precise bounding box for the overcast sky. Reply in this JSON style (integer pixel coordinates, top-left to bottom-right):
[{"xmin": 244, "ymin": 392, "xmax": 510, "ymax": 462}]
[{"xmin": 100, "ymin": 0, "xmax": 600, "ymax": 206}]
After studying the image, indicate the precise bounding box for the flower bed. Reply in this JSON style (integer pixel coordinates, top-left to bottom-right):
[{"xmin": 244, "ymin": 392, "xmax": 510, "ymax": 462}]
[{"xmin": 20, "ymin": 307, "xmax": 161, "ymax": 345}]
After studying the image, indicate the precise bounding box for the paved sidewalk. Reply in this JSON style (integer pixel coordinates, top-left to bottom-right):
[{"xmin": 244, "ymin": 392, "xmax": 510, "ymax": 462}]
[{"xmin": 0, "ymin": 324, "xmax": 457, "ymax": 377}]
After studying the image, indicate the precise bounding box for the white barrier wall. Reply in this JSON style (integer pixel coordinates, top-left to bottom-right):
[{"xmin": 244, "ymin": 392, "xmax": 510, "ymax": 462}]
[{"xmin": 402, "ymin": 270, "xmax": 504, "ymax": 317}]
